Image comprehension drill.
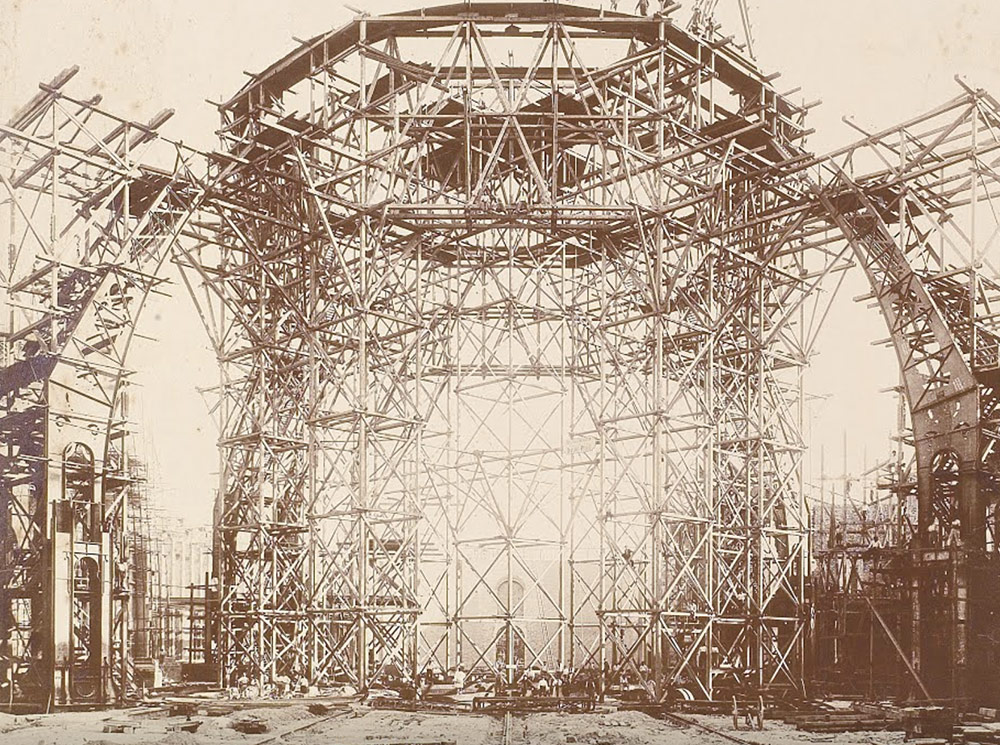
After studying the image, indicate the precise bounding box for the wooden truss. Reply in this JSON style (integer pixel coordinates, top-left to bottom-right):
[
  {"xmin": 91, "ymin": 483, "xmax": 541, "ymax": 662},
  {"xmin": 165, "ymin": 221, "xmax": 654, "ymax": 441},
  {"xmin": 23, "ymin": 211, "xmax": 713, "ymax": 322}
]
[{"xmin": 173, "ymin": 3, "xmax": 845, "ymax": 697}]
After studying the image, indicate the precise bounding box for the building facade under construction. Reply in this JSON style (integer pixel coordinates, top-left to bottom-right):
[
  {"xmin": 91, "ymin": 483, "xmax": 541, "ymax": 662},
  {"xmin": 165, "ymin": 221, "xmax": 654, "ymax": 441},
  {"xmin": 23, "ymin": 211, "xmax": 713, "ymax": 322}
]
[{"xmin": 2, "ymin": 1, "xmax": 1000, "ymax": 720}]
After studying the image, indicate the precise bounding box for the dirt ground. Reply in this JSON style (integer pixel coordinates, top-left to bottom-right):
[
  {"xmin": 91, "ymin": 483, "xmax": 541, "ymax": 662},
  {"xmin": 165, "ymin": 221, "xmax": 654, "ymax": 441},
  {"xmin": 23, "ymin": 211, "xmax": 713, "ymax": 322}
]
[{"xmin": 0, "ymin": 703, "xmax": 909, "ymax": 745}]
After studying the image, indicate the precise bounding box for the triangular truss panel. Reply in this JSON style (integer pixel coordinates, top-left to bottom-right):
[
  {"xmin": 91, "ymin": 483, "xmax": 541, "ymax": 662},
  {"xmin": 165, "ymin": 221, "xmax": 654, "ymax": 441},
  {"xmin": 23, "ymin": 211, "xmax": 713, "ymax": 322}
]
[{"xmin": 172, "ymin": 3, "xmax": 845, "ymax": 697}]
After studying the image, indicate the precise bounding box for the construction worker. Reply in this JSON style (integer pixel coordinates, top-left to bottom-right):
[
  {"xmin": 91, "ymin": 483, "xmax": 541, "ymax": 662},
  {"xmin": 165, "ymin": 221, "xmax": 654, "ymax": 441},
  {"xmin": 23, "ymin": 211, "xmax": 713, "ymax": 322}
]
[
  {"xmin": 273, "ymin": 673, "xmax": 291, "ymax": 697},
  {"xmin": 236, "ymin": 671, "xmax": 250, "ymax": 699},
  {"xmin": 552, "ymin": 668, "xmax": 564, "ymax": 698},
  {"xmin": 946, "ymin": 518, "xmax": 962, "ymax": 547},
  {"xmin": 928, "ymin": 517, "xmax": 941, "ymax": 547}
]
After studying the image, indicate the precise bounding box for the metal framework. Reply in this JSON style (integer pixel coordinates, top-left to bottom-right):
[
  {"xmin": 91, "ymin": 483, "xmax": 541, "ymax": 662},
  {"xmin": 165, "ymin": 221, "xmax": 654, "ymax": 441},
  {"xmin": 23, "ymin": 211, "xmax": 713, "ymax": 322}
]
[
  {"xmin": 169, "ymin": 2, "xmax": 850, "ymax": 699},
  {"xmin": 811, "ymin": 87, "xmax": 1000, "ymax": 705},
  {"xmin": 809, "ymin": 427, "xmax": 919, "ymax": 700},
  {"xmin": 3, "ymin": 1, "xmax": 1000, "ymax": 713},
  {"xmin": 0, "ymin": 68, "xmax": 203, "ymax": 706}
]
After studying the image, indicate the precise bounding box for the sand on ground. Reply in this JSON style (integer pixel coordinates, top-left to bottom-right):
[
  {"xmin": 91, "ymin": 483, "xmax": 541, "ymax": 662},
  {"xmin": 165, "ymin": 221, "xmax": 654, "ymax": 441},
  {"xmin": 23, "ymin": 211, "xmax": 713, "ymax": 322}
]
[{"xmin": 0, "ymin": 703, "xmax": 909, "ymax": 745}]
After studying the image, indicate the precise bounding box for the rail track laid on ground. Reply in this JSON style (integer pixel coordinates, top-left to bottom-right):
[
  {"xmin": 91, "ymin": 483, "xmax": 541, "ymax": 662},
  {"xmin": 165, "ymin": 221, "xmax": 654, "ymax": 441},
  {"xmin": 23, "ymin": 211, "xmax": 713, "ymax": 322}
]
[
  {"xmin": 658, "ymin": 710, "xmax": 763, "ymax": 745},
  {"xmin": 502, "ymin": 711, "xmax": 513, "ymax": 745}
]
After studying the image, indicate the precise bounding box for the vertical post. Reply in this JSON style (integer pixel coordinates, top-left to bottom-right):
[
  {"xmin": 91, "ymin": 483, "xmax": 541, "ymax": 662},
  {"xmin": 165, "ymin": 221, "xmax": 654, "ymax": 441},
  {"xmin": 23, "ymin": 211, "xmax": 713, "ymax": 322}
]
[
  {"xmin": 648, "ymin": 15, "xmax": 667, "ymax": 701},
  {"xmin": 598, "ymin": 232, "xmax": 608, "ymax": 696},
  {"xmin": 755, "ymin": 274, "xmax": 765, "ymax": 690},
  {"xmin": 706, "ymin": 256, "xmax": 716, "ymax": 698},
  {"xmin": 553, "ymin": 20, "xmax": 568, "ymax": 677},
  {"xmin": 356, "ymin": 14, "xmax": 371, "ymax": 691},
  {"xmin": 307, "ymin": 151, "xmax": 319, "ymax": 684}
]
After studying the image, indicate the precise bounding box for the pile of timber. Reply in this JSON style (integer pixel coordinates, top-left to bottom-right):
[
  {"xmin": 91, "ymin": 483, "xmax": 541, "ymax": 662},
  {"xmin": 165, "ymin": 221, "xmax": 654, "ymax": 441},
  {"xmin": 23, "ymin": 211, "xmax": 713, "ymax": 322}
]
[
  {"xmin": 102, "ymin": 718, "xmax": 140, "ymax": 733},
  {"xmin": 471, "ymin": 696, "xmax": 596, "ymax": 714},
  {"xmin": 165, "ymin": 719, "xmax": 203, "ymax": 733},
  {"xmin": 674, "ymin": 698, "xmax": 812, "ymax": 718},
  {"xmin": 369, "ymin": 697, "xmax": 464, "ymax": 714},
  {"xmin": 901, "ymin": 706, "xmax": 955, "ymax": 741},
  {"xmin": 161, "ymin": 695, "xmax": 354, "ymax": 717},
  {"xmin": 149, "ymin": 682, "xmax": 221, "ymax": 697},
  {"xmin": 232, "ymin": 714, "xmax": 268, "ymax": 734},
  {"xmin": 954, "ymin": 708, "xmax": 1000, "ymax": 744},
  {"xmin": 782, "ymin": 704, "xmax": 904, "ymax": 733},
  {"xmin": 671, "ymin": 700, "xmax": 732, "ymax": 715},
  {"xmin": 101, "ymin": 713, "xmax": 203, "ymax": 735}
]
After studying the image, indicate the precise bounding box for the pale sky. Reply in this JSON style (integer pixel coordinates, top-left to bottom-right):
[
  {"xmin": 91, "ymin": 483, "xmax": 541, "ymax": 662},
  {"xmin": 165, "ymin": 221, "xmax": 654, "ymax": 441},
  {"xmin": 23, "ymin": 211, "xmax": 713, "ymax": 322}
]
[{"xmin": 2, "ymin": 1, "xmax": 999, "ymax": 526}]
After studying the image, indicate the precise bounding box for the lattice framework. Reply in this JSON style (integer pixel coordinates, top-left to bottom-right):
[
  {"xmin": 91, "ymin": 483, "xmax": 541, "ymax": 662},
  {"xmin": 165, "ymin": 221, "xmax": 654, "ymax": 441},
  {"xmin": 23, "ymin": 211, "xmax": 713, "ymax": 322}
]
[{"xmin": 173, "ymin": 3, "xmax": 852, "ymax": 697}]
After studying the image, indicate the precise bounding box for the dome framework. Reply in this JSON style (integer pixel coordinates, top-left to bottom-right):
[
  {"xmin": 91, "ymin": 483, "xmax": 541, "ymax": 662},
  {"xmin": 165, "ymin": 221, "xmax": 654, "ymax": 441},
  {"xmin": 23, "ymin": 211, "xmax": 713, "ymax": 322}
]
[{"xmin": 190, "ymin": 3, "xmax": 836, "ymax": 696}]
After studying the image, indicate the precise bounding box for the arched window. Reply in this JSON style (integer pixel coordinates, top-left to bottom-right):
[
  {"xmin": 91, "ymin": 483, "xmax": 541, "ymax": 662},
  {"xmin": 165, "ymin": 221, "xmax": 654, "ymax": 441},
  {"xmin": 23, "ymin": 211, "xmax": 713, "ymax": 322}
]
[
  {"xmin": 496, "ymin": 578, "xmax": 526, "ymax": 617},
  {"xmin": 71, "ymin": 556, "xmax": 102, "ymax": 700},
  {"xmin": 63, "ymin": 443, "xmax": 97, "ymax": 542}
]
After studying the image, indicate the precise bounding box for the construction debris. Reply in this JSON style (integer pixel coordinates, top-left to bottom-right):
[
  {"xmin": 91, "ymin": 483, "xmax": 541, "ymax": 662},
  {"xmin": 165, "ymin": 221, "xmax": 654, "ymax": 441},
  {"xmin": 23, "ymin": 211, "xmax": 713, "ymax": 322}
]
[
  {"xmin": 101, "ymin": 718, "xmax": 139, "ymax": 734},
  {"xmin": 472, "ymin": 696, "xmax": 597, "ymax": 714},
  {"xmin": 165, "ymin": 718, "xmax": 203, "ymax": 733},
  {"xmin": 231, "ymin": 714, "xmax": 269, "ymax": 734}
]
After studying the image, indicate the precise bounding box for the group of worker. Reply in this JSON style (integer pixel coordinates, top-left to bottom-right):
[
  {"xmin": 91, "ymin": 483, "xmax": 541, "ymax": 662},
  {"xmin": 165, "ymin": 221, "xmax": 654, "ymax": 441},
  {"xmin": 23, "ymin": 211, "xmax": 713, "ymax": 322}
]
[
  {"xmin": 926, "ymin": 517, "xmax": 963, "ymax": 548},
  {"xmin": 227, "ymin": 661, "xmax": 664, "ymax": 702},
  {"xmin": 609, "ymin": 0, "xmax": 673, "ymax": 16},
  {"xmin": 402, "ymin": 663, "xmax": 581, "ymax": 699},
  {"xmin": 229, "ymin": 668, "xmax": 341, "ymax": 700},
  {"xmin": 507, "ymin": 663, "xmax": 656, "ymax": 702},
  {"xmin": 518, "ymin": 665, "xmax": 569, "ymax": 697}
]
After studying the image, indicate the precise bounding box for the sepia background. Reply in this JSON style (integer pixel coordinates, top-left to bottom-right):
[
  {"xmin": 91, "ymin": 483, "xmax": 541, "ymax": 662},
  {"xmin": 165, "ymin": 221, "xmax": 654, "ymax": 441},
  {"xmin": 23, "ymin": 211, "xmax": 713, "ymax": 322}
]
[{"xmin": 2, "ymin": 0, "xmax": 998, "ymax": 527}]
